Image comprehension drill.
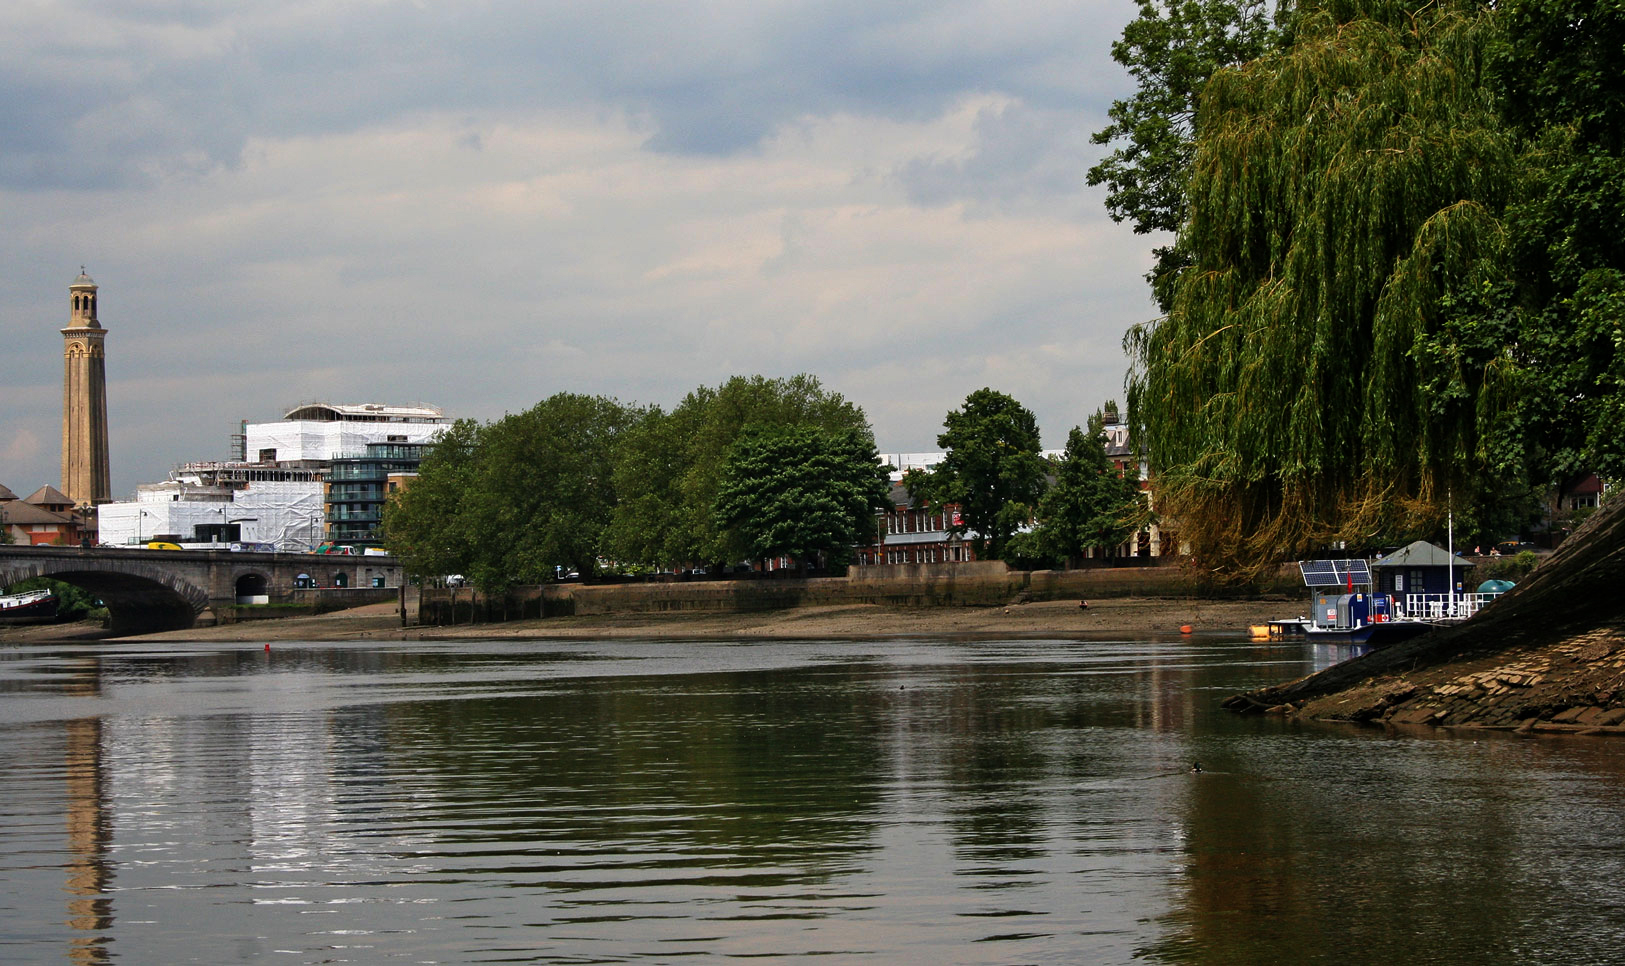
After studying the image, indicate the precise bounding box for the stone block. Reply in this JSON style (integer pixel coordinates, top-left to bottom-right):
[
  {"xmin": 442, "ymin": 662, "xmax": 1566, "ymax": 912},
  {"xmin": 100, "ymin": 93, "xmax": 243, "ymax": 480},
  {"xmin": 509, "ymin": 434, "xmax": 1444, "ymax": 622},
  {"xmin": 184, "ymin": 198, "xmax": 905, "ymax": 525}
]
[{"xmin": 1389, "ymin": 707, "xmax": 1438, "ymax": 725}]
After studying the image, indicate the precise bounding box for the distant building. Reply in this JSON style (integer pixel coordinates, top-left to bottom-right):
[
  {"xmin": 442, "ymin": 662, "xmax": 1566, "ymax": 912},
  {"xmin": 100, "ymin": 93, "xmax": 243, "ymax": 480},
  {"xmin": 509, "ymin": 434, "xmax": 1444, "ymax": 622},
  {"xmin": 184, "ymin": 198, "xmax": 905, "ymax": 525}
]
[
  {"xmin": 0, "ymin": 484, "xmax": 86, "ymax": 546},
  {"xmin": 853, "ymin": 480, "xmax": 976, "ymax": 566},
  {"xmin": 865, "ymin": 406, "xmax": 1185, "ymax": 565},
  {"xmin": 1097, "ymin": 409, "xmax": 1172, "ymax": 559},
  {"xmin": 97, "ymin": 402, "xmax": 449, "ymax": 550},
  {"xmin": 325, "ymin": 440, "xmax": 437, "ymax": 550},
  {"xmin": 240, "ymin": 402, "xmax": 448, "ymax": 463}
]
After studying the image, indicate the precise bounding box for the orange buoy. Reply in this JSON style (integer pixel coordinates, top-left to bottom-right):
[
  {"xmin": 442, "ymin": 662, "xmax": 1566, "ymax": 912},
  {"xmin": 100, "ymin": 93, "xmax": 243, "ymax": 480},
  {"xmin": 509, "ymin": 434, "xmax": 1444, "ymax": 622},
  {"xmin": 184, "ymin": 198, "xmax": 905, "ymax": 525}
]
[{"xmin": 1180, "ymin": 624, "xmax": 1194, "ymax": 634}]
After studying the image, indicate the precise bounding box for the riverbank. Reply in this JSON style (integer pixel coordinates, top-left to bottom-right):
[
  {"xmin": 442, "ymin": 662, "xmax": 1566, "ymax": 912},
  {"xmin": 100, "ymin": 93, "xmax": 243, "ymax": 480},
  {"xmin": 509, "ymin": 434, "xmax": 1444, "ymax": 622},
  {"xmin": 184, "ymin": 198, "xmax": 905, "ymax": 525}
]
[
  {"xmin": 2, "ymin": 596, "xmax": 1291, "ymax": 644},
  {"xmin": 1228, "ymin": 494, "xmax": 1625, "ymax": 735}
]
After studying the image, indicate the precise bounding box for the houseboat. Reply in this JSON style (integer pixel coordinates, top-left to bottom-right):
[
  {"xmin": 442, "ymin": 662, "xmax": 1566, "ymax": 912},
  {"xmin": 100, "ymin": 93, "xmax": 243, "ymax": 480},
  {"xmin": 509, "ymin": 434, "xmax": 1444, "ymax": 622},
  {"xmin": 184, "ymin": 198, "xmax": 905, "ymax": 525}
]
[
  {"xmin": 0, "ymin": 588, "xmax": 59, "ymax": 624},
  {"xmin": 1272, "ymin": 558, "xmax": 1434, "ymax": 646}
]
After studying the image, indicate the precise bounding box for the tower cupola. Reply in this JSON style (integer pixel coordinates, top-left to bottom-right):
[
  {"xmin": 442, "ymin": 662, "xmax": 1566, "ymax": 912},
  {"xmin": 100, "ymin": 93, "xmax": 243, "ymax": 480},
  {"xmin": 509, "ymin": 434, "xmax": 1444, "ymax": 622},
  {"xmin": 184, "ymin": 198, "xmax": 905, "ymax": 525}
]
[{"xmin": 68, "ymin": 267, "xmax": 99, "ymax": 329}]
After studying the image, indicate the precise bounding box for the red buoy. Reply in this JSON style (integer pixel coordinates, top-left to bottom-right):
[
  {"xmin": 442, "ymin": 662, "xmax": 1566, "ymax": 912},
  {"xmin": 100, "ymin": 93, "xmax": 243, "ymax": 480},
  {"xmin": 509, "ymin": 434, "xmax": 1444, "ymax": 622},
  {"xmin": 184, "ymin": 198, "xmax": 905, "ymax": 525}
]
[{"xmin": 1180, "ymin": 624, "xmax": 1194, "ymax": 634}]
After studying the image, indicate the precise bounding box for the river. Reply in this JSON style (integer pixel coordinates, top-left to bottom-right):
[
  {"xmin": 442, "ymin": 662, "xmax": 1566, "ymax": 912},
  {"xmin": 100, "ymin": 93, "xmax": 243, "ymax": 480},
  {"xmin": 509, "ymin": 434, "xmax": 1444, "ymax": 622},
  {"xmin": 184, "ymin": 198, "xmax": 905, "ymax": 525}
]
[{"xmin": 2, "ymin": 634, "xmax": 1622, "ymax": 964}]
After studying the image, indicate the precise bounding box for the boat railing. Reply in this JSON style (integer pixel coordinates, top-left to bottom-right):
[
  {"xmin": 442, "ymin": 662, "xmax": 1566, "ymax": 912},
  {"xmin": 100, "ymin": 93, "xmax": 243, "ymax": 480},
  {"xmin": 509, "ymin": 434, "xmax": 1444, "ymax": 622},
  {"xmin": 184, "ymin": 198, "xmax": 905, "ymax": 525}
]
[{"xmin": 1402, "ymin": 592, "xmax": 1493, "ymax": 621}]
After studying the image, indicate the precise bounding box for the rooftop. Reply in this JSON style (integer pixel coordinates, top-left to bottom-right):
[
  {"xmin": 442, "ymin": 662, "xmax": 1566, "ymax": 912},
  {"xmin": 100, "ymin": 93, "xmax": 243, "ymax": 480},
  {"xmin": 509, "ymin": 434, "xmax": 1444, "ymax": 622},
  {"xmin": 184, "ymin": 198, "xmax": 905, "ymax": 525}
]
[{"xmin": 280, "ymin": 402, "xmax": 447, "ymax": 423}]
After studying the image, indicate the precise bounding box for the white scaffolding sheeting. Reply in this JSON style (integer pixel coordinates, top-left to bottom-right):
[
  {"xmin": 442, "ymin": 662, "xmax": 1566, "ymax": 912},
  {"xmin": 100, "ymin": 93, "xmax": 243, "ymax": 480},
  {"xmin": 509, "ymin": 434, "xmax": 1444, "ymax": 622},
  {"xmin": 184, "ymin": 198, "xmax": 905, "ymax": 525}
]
[
  {"xmin": 245, "ymin": 420, "xmax": 445, "ymax": 462},
  {"xmin": 97, "ymin": 480, "xmax": 324, "ymax": 550}
]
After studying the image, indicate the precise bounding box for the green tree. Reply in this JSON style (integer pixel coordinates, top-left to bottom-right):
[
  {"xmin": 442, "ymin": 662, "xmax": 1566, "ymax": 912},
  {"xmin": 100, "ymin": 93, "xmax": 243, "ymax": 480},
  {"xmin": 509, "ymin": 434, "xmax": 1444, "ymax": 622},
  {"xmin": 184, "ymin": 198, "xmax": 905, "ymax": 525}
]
[
  {"xmin": 607, "ymin": 374, "xmax": 874, "ymax": 569},
  {"xmin": 1126, "ymin": 0, "xmax": 1516, "ymax": 581},
  {"xmin": 1089, "ymin": 0, "xmax": 1285, "ymax": 308},
  {"xmin": 907, "ymin": 389, "xmax": 1047, "ymax": 561},
  {"xmin": 382, "ymin": 395, "xmax": 638, "ymax": 592},
  {"xmin": 1487, "ymin": 0, "xmax": 1625, "ymax": 485},
  {"xmin": 1033, "ymin": 417, "xmax": 1146, "ymax": 564},
  {"xmin": 380, "ymin": 418, "xmax": 481, "ymax": 583},
  {"xmin": 713, "ymin": 425, "xmax": 892, "ymax": 570},
  {"xmin": 467, "ymin": 393, "xmax": 640, "ymax": 588}
]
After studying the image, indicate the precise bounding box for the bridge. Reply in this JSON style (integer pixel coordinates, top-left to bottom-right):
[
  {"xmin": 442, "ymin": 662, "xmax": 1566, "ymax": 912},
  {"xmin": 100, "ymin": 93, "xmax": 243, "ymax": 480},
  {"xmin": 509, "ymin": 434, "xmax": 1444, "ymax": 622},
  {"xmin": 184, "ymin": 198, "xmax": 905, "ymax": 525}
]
[{"xmin": 0, "ymin": 545, "xmax": 403, "ymax": 635}]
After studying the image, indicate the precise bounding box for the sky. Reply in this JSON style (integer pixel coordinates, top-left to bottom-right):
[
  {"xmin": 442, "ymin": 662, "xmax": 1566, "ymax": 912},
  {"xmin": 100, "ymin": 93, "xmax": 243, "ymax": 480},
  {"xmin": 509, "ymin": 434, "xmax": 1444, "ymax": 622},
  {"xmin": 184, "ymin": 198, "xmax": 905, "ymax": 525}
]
[{"xmin": 2, "ymin": 0, "xmax": 1166, "ymax": 500}]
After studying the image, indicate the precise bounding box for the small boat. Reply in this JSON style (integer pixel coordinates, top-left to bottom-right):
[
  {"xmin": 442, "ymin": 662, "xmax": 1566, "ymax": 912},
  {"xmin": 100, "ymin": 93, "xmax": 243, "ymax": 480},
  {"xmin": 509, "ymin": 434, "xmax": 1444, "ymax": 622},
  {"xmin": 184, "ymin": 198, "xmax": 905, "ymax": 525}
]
[
  {"xmin": 0, "ymin": 588, "xmax": 59, "ymax": 623},
  {"xmin": 1286, "ymin": 559, "xmax": 1433, "ymax": 647}
]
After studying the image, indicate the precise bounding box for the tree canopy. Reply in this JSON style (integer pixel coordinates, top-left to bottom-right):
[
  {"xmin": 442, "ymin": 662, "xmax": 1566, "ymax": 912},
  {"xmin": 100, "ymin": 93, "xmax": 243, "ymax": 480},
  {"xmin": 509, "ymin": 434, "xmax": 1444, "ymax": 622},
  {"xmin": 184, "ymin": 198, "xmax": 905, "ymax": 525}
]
[
  {"xmin": 906, "ymin": 389, "xmax": 1047, "ymax": 561},
  {"xmin": 1088, "ymin": 0, "xmax": 1286, "ymax": 308},
  {"xmin": 381, "ymin": 394, "xmax": 639, "ymax": 592},
  {"xmin": 1030, "ymin": 416, "xmax": 1146, "ymax": 564},
  {"xmin": 1126, "ymin": 0, "xmax": 1517, "ymax": 580},
  {"xmin": 379, "ymin": 417, "xmax": 481, "ymax": 584},
  {"xmin": 713, "ymin": 424, "xmax": 891, "ymax": 569},
  {"xmin": 606, "ymin": 374, "xmax": 874, "ymax": 569},
  {"xmin": 1487, "ymin": 0, "xmax": 1625, "ymax": 486}
]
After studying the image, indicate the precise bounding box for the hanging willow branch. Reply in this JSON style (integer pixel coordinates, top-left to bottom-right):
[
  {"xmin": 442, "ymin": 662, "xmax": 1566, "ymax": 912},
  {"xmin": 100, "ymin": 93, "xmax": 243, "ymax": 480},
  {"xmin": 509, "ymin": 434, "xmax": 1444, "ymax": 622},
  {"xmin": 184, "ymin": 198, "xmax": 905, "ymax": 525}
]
[{"xmin": 1127, "ymin": 0, "xmax": 1515, "ymax": 583}]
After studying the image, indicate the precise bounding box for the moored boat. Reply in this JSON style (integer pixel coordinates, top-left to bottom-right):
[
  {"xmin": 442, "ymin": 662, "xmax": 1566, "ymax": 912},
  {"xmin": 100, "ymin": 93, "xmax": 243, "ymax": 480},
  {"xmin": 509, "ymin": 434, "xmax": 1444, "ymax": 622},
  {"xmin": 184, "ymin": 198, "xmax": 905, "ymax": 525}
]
[
  {"xmin": 0, "ymin": 588, "xmax": 59, "ymax": 624},
  {"xmin": 1285, "ymin": 559, "xmax": 1434, "ymax": 647}
]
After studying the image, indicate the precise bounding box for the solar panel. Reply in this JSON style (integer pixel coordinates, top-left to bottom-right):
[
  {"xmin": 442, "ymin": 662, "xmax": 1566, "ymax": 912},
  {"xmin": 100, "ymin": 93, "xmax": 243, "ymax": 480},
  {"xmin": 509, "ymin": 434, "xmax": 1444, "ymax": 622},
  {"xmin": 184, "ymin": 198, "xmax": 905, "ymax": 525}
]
[{"xmin": 1299, "ymin": 559, "xmax": 1372, "ymax": 588}]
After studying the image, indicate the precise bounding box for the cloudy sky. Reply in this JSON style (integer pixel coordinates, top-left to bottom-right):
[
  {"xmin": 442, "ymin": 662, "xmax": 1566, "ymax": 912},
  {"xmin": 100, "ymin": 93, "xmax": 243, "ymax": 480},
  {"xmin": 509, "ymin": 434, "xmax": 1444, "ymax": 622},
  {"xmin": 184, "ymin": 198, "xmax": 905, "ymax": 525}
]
[{"xmin": 2, "ymin": 0, "xmax": 1165, "ymax": 499}]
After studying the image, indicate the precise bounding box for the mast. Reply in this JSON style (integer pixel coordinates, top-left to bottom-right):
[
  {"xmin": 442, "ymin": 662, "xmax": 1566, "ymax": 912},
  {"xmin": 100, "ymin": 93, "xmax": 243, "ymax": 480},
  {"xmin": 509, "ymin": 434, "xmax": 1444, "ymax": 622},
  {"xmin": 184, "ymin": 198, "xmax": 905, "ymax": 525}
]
[{"xmin": 1447, "ymin": 497, "xmax": 1455, "ymax": 618}]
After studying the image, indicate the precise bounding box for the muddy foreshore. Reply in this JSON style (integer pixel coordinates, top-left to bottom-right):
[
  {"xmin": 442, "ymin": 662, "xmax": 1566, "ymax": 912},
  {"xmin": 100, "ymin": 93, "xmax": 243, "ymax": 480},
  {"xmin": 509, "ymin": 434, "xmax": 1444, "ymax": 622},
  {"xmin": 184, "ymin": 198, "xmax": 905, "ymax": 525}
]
[{"xmin": 3, "ymin": 596, "xmax": 1288, "ymax": 644}]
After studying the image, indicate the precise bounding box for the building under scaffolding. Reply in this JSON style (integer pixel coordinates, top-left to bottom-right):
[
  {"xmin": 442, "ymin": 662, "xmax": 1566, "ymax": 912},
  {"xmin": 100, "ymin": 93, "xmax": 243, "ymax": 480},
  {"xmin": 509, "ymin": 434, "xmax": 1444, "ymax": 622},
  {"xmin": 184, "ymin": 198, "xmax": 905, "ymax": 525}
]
[{"xmin": 98, "ymin": 402, "xmax": 451, "ymax": 550}]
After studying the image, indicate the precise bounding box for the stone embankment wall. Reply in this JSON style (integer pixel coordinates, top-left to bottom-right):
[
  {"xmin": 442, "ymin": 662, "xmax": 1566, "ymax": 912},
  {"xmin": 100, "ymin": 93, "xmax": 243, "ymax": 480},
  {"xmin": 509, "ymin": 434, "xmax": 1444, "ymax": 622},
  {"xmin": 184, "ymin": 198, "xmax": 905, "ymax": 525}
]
[
  {"xmin": 419, "ymin": 561, "xmax": 1299, "ymax": 624},
  {"xmin": 1228, "ymin": 496, "xmax": 1625, "ymax": 734},
  {"xmin": 215, "ymin": 587, "xmax": 400, "ymax": 623}
]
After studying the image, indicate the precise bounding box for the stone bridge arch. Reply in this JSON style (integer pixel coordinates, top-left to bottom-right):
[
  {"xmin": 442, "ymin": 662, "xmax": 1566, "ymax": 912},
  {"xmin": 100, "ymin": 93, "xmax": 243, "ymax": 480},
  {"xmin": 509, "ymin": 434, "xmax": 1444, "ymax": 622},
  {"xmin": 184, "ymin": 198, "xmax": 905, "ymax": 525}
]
[{"xmin": 0, "ymin": 555, "xmax": 210, "ymax": 635}]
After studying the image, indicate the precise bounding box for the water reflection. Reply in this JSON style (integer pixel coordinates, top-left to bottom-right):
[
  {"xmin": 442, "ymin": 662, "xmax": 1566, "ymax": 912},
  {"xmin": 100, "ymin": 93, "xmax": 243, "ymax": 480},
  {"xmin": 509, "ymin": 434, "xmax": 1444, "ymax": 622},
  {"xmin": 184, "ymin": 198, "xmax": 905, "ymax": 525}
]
[
  {"xmin": 0, "ymin": 639, "xmax": 1622, "ymax": 963},
  {"xmin": 60, "ymin": 660, "xmax": 113, "ymax": 965}
]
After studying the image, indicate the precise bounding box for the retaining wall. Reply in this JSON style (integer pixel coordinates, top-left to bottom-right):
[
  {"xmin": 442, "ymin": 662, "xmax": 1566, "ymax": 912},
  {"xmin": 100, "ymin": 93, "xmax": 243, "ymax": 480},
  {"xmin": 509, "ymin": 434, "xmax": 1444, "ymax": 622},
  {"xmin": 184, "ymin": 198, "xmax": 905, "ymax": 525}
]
[{"xmin": 418, "ymin": 562, "xmax": 1299, "ymax": 625}]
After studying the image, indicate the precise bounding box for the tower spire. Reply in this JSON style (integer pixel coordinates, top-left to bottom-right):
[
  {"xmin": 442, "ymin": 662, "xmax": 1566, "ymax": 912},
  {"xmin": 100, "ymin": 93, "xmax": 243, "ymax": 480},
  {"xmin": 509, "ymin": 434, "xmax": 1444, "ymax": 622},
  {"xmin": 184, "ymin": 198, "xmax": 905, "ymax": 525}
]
[{"xmin": 62, "ymin": 269, "xmax": 111, "ymax": 507}]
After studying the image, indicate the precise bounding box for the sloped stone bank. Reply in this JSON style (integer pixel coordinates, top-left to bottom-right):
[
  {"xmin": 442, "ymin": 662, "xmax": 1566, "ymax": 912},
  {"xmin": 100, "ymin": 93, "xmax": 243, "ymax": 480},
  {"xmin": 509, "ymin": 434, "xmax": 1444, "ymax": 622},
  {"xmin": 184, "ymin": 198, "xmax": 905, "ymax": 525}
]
[{"xmin": 1227, "ymin": 496, "xmax": 1625, "ymax": 732}]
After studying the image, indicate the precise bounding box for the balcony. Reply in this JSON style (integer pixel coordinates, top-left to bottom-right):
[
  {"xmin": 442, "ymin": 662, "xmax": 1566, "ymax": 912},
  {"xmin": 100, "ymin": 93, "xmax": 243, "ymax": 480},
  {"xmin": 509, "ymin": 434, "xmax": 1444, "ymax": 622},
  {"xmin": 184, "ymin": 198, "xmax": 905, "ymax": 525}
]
[
  {"xmin": 326, "ymin": 507, "xmax": 382, "ymax": 524},
  {"xmin": 327, "ymin": 464, "xmax": 385, "ymax": 482},
  {"xmin": 327, "ymin": 485, "xmax": 384, "ymax": 501}
]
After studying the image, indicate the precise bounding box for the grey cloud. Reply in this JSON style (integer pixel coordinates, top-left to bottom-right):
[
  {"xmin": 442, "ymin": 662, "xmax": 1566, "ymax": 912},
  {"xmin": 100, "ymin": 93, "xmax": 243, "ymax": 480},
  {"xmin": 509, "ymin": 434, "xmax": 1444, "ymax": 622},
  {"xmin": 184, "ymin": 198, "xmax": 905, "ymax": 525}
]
[
  {"xmin": 3, "ymin": 1, "xmax": 1132, "ymax": 189},
  {"xmin": 895, "ymin": 100, "xmax": 1102, "ymax": 213}
]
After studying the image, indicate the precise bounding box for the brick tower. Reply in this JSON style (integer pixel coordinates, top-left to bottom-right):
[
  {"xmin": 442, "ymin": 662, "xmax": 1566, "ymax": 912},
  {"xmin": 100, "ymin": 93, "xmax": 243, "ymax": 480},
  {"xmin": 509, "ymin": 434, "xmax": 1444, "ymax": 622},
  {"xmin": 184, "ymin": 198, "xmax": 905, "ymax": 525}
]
[{"xmin": 61, "ymin": 268, "xmax": 111, "ymax": 507}]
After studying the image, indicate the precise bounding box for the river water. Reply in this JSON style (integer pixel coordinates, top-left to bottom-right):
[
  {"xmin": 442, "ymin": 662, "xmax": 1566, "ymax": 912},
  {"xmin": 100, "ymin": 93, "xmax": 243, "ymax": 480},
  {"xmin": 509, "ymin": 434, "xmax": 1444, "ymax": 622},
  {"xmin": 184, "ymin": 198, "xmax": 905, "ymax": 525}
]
[{"xmin": 2, "ymin": 634, "xmax": 1622, "ymax": 964}]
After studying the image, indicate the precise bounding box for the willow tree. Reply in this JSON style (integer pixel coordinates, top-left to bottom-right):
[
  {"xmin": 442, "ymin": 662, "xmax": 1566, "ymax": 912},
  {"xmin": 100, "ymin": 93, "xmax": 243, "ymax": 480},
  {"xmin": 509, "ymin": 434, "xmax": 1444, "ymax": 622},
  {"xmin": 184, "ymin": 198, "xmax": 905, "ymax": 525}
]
[{"xmin": 1126, "ymin": 0, "xmax": 1516, "ymax": 580}]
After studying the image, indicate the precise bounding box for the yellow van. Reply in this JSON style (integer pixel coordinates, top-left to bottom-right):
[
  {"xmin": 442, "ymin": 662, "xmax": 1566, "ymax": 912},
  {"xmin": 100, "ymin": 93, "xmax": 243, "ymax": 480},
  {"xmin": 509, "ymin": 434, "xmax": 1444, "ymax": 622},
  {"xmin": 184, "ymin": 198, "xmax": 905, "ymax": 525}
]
[{"xmin": 146, "ymin": 541, "xmax": 183, "ymax": 550}]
